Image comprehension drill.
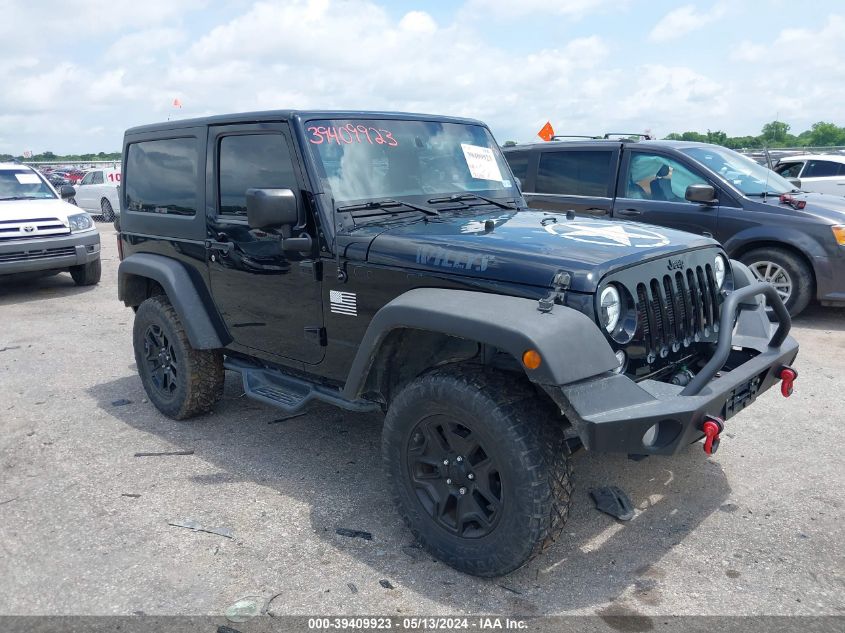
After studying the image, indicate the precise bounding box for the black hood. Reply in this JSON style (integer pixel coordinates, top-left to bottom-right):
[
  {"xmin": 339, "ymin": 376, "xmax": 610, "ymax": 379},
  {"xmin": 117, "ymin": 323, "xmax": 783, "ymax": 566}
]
[{"xmin": 365, "ymin": 210, "xmax": 720, "ymax": 293}]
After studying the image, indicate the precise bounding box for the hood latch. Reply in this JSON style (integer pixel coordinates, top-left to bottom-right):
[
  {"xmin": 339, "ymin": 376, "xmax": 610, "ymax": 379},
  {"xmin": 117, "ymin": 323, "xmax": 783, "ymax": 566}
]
[{"xmin": 538, "ymin": 271, "xmax": 571, "ymax": 313}]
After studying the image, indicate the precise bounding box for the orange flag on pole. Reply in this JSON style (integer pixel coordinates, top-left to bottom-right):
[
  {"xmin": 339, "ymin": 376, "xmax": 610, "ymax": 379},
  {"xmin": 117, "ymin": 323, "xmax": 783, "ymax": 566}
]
[
  {"xmin": 537, "ymin": 121, "xmax": 555, "ymax": 142},
  {"xmin": 173, "ymin": 98, "xmax": 183, "ymax": 108}
]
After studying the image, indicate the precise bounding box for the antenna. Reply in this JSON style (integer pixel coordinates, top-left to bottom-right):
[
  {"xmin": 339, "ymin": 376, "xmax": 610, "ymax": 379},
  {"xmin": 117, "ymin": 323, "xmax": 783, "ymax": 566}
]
[{"xmin": 763, "ymin": 147, "xmax": 771, "ymax": 201}]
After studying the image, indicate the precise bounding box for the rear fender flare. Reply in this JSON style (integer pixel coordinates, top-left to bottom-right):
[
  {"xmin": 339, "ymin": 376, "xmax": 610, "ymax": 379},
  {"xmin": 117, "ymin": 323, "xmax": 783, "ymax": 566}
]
[{"xmin": 118, "ymin": 253, "xmax": 230, "ymax": 349}]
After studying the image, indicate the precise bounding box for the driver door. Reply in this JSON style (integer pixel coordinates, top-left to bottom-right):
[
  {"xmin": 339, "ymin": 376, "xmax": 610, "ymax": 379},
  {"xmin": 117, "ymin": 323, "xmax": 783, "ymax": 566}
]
[
  {"xmin": 613, "ymin": 149, "xmax": 720, "ymax": 237},
  {"xmin": 206, "ymin": 123, "xmax": 324, "ymax": 365}
]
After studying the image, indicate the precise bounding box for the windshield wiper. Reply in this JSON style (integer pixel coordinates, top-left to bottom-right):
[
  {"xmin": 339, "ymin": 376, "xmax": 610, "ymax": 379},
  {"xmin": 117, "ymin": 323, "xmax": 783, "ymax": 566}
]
[
  {"xmin": 746, "ymin": 192, "xmax": 788, "ymax": 198},
  {"xmin": 0, "ymin": 195, "xmax": 44, "ymax": 201},
  {"xmin": 427, "ymin": 193, "xmax": 517, "ymax": 210},
  {"xmin": 336, "ymin": 198, "xmax": 439, "ymax": 216}
]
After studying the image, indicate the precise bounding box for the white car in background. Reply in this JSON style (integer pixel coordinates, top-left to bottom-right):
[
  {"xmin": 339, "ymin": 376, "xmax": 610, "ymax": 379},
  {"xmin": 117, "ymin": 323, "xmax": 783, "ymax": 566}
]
[
  {"xmin": 774, "ymin": 154, "xmax": 845, "ymax": 196},
  {"xmin": 73, "ymin": 167, "xmax": 121, "ymax": 221}
]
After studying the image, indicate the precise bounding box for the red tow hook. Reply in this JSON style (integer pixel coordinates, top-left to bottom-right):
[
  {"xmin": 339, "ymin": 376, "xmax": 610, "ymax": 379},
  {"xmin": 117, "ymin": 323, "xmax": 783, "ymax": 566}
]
[
  {"xmin": 779, "ymin": 366, "xmax": 798, "ymax": 398},
  {"xmin": 701, "ymin": 416, "xmax": 724, "ymax": 456}
]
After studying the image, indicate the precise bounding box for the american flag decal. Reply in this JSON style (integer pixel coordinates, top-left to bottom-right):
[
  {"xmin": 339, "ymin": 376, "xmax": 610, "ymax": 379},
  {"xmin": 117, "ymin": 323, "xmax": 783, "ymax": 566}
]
[{"xmin": 330, "ymin": 290, "xmax": 357, "ymax": 316}]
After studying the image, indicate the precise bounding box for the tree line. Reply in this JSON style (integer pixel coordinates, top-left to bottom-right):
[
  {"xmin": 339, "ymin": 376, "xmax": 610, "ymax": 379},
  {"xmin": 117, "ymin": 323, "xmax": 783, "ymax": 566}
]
[
  {"xmin": 664, "ymin": 120, "xmax": 845, "ymax": 149},
  {"xmin": 0, "ymin": 150, "xmax": 122, "ymax": 163}
]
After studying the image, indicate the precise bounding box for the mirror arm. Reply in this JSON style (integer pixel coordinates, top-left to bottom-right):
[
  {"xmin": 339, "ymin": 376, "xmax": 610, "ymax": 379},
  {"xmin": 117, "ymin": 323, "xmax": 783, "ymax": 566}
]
[{"xmin": 281, "ymin": 234, "xmax": 313, "ymax": 252}]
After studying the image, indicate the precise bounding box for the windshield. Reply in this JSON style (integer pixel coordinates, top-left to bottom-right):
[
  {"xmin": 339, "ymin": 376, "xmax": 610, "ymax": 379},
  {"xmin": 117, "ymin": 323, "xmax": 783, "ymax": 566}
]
[
  {"xmin": 680, "ymin": 146, "xmax": 795, "ymax": 196},
  {"xmin": 0, "ymin": 169, "xmax": 56, "ymax": 201},
  {"xmin": 306, "ymin": 119, "xmax": 516, "ymax": 204}
]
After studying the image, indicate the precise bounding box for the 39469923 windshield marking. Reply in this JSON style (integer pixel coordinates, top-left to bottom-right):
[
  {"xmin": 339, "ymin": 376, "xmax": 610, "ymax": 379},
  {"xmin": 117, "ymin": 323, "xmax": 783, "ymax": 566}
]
[{"xmin": 308, "ymin": 124, "xmax": 398, "ymax": 146}]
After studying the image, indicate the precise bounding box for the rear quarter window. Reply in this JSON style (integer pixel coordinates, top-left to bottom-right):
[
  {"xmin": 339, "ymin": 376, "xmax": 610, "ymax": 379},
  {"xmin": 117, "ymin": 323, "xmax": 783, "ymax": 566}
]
[
  {"xmin": 536, "ymin": 150, "xmax": 612, "ymax": 197},
  {"xmin": 504, "ymin": 152, "xmax": 529, "ymax": 183},
  {"xmin": 125, "ymin": 137, "xmax": 198, "ymax": 216}
]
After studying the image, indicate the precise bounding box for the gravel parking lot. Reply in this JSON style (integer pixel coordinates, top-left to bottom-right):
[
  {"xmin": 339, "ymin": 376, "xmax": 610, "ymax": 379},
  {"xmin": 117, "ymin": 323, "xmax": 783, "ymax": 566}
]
[{"xmin": 1, "ymin": 224, "xmax": 843, "ymax": 619}]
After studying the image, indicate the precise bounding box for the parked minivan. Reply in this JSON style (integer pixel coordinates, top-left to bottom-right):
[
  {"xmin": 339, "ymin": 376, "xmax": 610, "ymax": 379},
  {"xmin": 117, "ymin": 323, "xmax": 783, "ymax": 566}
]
[{"xmin": 504, "ymin": 139, "xmax": 845, "ymax": 316}]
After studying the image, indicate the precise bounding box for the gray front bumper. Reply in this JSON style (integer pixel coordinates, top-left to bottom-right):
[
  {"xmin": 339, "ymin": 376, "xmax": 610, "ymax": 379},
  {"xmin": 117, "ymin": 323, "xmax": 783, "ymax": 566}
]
[{"xmin": 0, "ymin": 230, "xmax": 100, "ymax": 275}]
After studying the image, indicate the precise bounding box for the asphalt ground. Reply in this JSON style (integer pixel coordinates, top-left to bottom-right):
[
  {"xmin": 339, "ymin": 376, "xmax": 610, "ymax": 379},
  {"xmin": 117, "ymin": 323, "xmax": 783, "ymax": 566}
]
[{"xmin": 0, "ymin": 224, "xmax": 843, "ymax": 620}]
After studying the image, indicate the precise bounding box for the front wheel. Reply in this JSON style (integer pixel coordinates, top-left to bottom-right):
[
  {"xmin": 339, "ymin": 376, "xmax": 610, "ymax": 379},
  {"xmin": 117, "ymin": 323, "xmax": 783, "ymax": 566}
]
[
  {"xmin": 69, "ymin": 258, "xmax": 101, "ymax": 286},
  {"xmin": 740, "ymin": 247, "xmax": 813, "ymax": 317},
  {"xmin": 382, "ymin": 367, "xmax": 572, "ymax": 577}
]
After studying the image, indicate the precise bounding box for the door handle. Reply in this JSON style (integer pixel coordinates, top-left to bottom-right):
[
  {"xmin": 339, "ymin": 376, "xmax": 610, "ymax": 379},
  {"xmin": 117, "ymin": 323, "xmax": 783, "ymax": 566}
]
[
  {"xmin": 586, "ymin": 207, "xmax": 609, "ymax": 215},
  {"xmin": 616, "ymin": 208, "xmax": 642, "ymax": 217}
]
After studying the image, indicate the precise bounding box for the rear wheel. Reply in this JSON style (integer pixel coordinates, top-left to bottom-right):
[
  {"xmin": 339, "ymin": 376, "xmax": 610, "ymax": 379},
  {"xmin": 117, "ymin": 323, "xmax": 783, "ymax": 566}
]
[
  {"xmin": 383, "ymin": 367, "xmax": 572, "ymax": 577},
  {"xmin": 69, "ymin": 258, "xmax": 101, "ymax": 286},
  {"xmin": 740, "ymin": 247, "xmax": 813, "ymax": 317},
  {"xmin": 100, "ymin": 198, "xmax": 115, "ymax": 222},
  {"xmin": 133, "ymin": 295, "xmax": 224, "ymax": 419}
]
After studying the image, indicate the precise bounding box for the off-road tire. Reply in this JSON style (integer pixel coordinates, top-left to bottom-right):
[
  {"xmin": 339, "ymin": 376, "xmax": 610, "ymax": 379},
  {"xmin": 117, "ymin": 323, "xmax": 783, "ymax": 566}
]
[
  {"xmin": 133, "ymin": 295, "xmax": 224, "ymax": 420},
  {"xmin": 740, "ymin": 247, "xmax": 813, "ymax": 317},
  {"xmin": 100, "ymin": 198, "xmax": 115, "ymax": 222},
  {"xmin": 69, "ymin": 258, "xmax": 101, "ymax": 286},
  {"xmin": 383, "ymin": 366, "xmax": 572, "ymax": 577}
]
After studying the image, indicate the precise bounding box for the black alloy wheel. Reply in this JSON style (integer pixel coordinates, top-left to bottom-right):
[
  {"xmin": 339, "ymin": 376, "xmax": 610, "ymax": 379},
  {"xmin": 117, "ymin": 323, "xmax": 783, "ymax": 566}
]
[
  {"xmin": 143, "ymin": 324, "xmax": 179, "ymax": 397},
  {"xmin": 407, "ymin": 415, "xmax": 502, "ymax": 539}
]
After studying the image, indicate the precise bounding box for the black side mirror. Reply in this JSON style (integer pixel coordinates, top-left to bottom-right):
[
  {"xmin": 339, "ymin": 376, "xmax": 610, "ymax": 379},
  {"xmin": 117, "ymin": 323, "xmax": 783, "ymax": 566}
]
[
  {"xmin": 59, "ymin": 185, "xmax": 76, "ymax": 200},
  {"xmin": 685, "ymin": 184, "xmax": 717, "ymax": 205},
  {"xmin": 246, "ymin": 188, "xmax": 299, "ymax": 229}
]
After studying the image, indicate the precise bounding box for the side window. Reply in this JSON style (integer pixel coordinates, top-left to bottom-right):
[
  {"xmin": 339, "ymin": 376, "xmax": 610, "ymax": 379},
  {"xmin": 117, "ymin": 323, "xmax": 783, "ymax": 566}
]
[
  {"xmin": 91, "ymin": 171, "xmax": 104, "ymax": 185},
  {"xmin": 80, "ymin": 172, "xmax": 94, "ymax": 186},
  {"xmin": 775, "ymin": 162, "xmax": 803, "ymax": 179},
  {"xmin": 218, "ymin": 134, "xmax": 297, "ymax": 216},
  {"xmin": 504, "ymin": 152, "xmax": 529, "ymax": 184},
  {"xmin": 625, "ymin": 153, "xmax": 707, "ymax": 202},
  {"xmin": 536, "ymin": 150, "xmax": 612, "ymax": 197},
  {"xmin": 804, "ymin": 160, "xmax": 841, "ymax": 178},
  {"xmin": 125, "ymin": 137, "xmax": 198, "ymax": 216}
]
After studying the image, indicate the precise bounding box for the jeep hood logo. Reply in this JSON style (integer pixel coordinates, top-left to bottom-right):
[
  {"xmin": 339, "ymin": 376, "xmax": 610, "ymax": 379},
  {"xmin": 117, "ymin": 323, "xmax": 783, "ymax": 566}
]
[
  {"xmin": 543, "ymin": 220, "xmax": 670, "ymax": 248},
  {"xmin": 667, "ymin": 257, "xmax": 684, "ymax": 270}
]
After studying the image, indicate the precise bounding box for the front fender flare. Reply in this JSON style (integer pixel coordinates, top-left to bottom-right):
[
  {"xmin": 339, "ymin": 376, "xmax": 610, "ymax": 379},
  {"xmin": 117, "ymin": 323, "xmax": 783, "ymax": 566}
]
[
  {"xmin": 118, "ymin": 253, "xmax": 230, "ymax": 349},
  {"xmin": 341, "ymin": 288, "xmax": 619, "ymax": 400}
]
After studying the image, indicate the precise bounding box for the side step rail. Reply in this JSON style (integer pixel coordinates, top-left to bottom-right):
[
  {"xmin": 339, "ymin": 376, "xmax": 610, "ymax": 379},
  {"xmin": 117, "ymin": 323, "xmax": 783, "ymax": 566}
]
[{"xmin": 224, "ymin": 358, "xmax": 381, "ymax": 414}]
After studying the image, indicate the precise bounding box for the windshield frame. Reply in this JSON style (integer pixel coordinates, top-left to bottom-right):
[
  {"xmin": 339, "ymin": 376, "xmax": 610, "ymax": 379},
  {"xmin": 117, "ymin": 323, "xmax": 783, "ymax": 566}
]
[
  {"xmin": 0, "ymin": 167, "xmax": 58, "ymax": 201},
  {"xmin": 300, "ymin": 116, "xmax": 520, "ymax": 221},
  {"xmin": 679, "ymin": 145, "xmax": 797, "ymax": 198}
]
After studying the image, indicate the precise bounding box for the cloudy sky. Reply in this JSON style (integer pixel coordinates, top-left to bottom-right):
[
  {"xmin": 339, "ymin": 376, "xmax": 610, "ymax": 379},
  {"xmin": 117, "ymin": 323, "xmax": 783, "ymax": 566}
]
[{"xmin": 1, "ymin": 0, "xmax": 842, "ymax": 154}]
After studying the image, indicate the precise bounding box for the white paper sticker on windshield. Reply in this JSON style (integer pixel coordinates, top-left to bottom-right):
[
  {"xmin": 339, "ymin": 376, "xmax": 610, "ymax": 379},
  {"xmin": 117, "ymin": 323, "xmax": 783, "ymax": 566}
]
[
  {"xmin": 15, "ymin": 173, "xmax": 41, "ymax": 184},
  {"xmin": 461, "ymin": 144, "xmax": 502, "ymax": 181}
]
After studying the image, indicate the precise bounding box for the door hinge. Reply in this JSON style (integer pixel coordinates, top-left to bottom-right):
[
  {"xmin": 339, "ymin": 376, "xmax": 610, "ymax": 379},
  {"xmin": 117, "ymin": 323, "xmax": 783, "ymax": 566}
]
[
  {"xmin": 299, "ymin": 259, "xmax": 323, "ymax": 281},
  {"xmin": 304, "ymin": 326, "xmax": 327, "ymax": 346}
]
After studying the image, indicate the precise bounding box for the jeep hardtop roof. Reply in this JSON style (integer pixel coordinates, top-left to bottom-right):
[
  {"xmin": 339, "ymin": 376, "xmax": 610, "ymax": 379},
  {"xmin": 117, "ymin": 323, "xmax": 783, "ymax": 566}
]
[{"xmin": 125, "ymin": 110, "xmax": 487, "ymax": 136}]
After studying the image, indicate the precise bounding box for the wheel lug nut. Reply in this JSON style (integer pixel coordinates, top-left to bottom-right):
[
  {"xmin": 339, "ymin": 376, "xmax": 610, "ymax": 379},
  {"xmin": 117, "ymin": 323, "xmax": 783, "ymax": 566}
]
[
  {"xmin": 446, "ymin": 478, "xmax": 452, "ymax": 485},
  {"xmin": 467, "ymin": 473, "xmax": 474, "ymax": 480},
  {"xmin": 456, "ymin": 456, "xmax": 463, "ymax": 462},
  {"xmin": 442, "ymin": 459, "xmax": 449, "ymax": 465},
  {"xmin": 459, "ymin": 487, "xmax": 466, "ymax": 495}
]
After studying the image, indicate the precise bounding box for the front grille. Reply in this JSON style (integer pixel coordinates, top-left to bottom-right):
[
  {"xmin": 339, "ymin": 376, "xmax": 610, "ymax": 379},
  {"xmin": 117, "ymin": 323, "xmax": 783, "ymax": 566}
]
[
  {"xmin": 0, "ymin": 217, "xmax": 70, "ymax": 240},
  {"xmin": 0, "ymin": 246, "xmax": 76, "ymax": 263},
  {"xmin": 635, "ymin": 263, "xmax": 722, "ymax": 361}
]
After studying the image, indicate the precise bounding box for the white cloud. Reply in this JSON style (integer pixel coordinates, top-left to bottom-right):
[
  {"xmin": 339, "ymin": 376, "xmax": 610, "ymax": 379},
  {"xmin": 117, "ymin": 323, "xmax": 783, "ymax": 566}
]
[
  {"xmin": 463, "ymin": 0, "xmax": 612, "ymax": 18},
  {"xmin": 0, "ymin": 1, "xmax": 842, "ymax": 154},
  {"xmin": 649, "ymin": 3, "xmax": 726, "ymax": 42},
  {"xmin": 399, "ymin": 11, "xmax": 437, "ymax": 34}
]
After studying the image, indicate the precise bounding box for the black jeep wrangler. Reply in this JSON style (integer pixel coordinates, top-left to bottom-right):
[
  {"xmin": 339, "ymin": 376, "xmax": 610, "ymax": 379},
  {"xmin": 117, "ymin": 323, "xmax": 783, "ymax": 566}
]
[{"xmin": 117, "ymin": 110, "xmax": 799, "ymax": 577}]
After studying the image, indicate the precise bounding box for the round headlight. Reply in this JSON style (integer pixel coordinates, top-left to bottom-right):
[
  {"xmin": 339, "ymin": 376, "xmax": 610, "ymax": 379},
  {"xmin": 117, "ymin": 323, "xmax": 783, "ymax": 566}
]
[
  {"xmin": 714, "ymin": 255, "xmax": 727, "ymax": 288},
  {"xmin": 600, "ymin": 285, "xmax": 621, "ymax": 333}
]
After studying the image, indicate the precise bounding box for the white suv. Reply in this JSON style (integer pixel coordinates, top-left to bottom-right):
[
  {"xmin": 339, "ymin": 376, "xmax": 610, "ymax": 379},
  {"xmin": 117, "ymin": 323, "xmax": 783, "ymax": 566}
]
[
  {"xmin": 0, "ymin": 163, "xmax": 101, "ymax": 285},
  {"xmin": 774, "ymin": 154, "xmax": 845, "ymax": 196}
]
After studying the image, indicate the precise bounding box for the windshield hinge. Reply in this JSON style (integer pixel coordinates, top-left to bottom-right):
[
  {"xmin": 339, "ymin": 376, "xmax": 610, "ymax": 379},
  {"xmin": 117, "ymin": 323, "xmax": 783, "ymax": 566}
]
[{"xmin": 538, "ymin": 271, "xmax": 571, "ymax": 313}]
